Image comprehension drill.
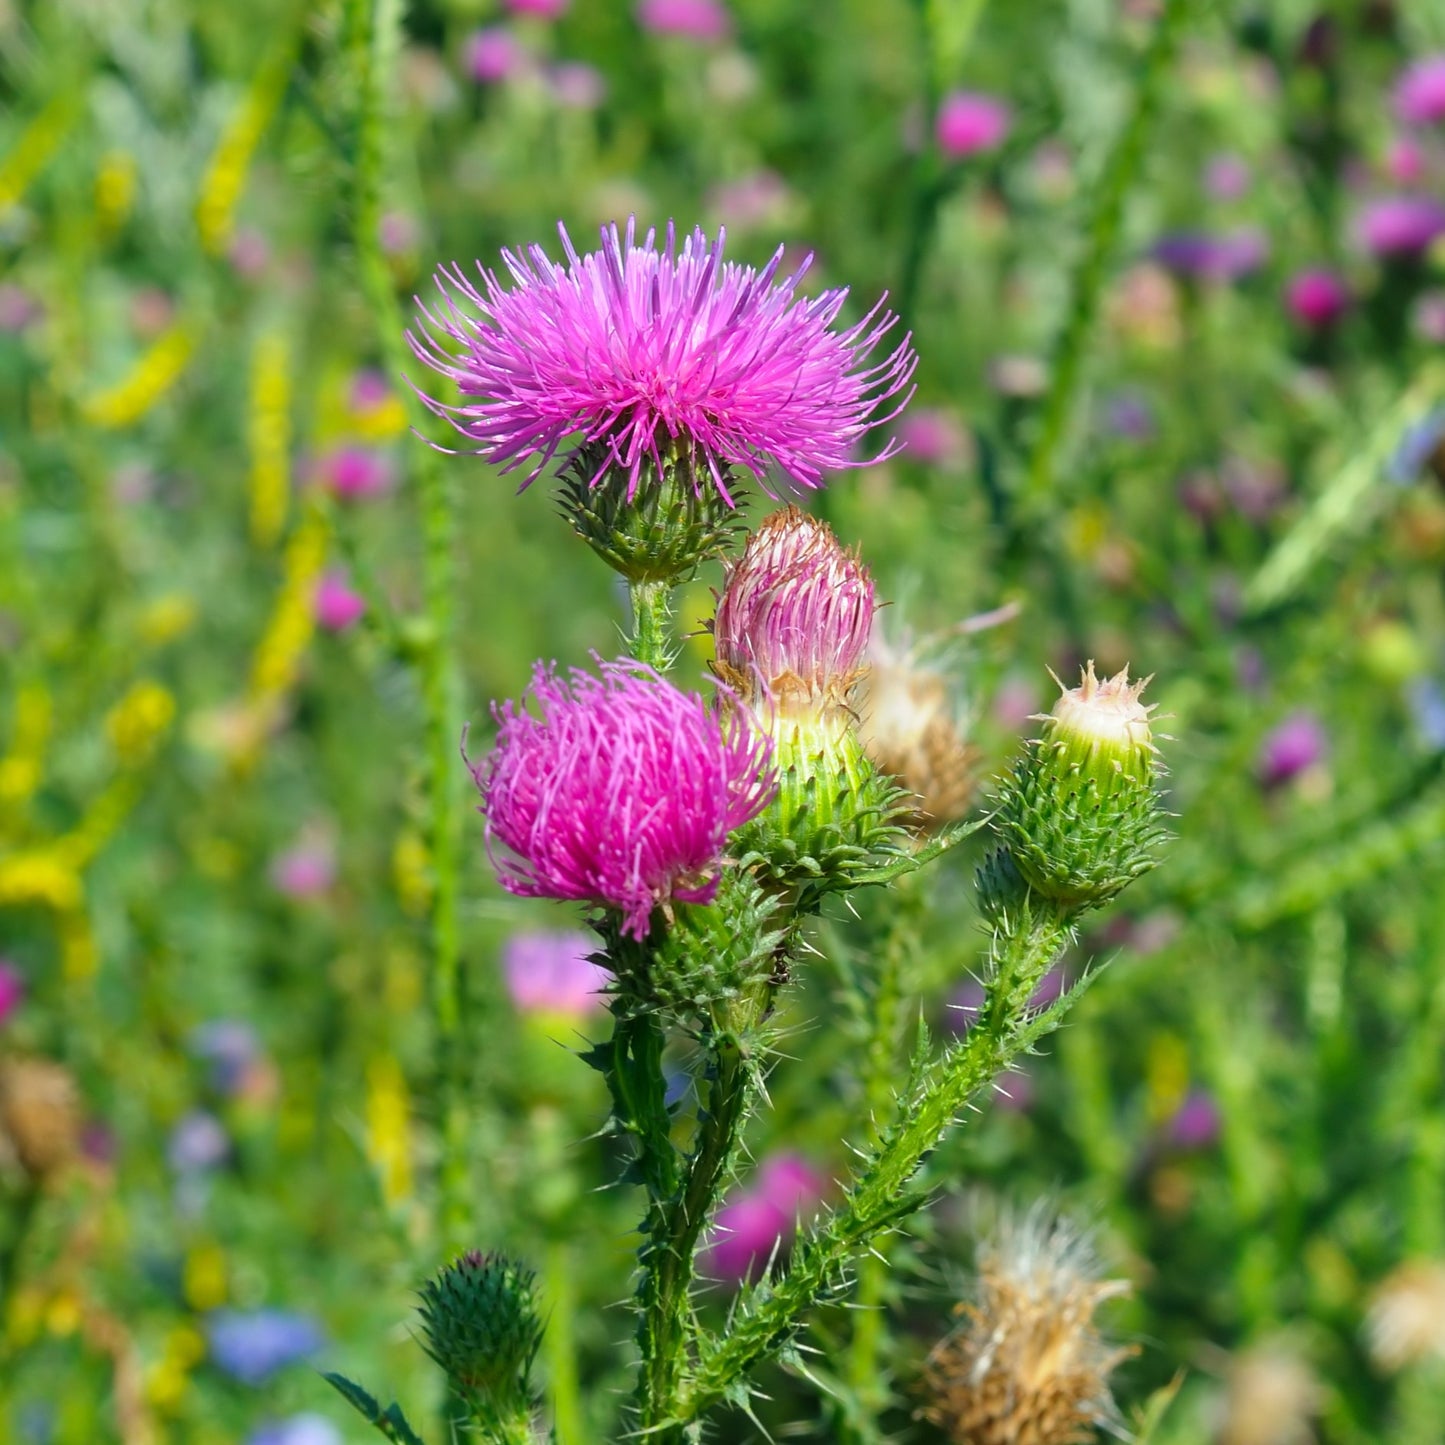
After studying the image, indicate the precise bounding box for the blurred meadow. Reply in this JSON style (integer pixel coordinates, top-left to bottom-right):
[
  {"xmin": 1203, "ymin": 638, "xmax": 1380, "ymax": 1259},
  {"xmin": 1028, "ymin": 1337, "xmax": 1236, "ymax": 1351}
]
[{"xmin": 6, "ymin": 0, "xmax": 1445, "ymax": 1441}]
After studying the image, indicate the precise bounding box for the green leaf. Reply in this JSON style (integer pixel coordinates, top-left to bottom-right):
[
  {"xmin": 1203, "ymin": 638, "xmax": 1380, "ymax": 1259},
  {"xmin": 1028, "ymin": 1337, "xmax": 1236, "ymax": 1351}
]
[{"xmin": 322, "ymin": 1371, "xmax": 430, "ymax": 1445}]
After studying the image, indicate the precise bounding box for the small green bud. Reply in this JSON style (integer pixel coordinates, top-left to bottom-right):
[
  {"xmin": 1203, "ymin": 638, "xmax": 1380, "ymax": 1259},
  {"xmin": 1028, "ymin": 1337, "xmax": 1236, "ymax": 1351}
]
[
  {"xmin": 417, "ymin": 1250, "xmax": 542, "ymax": 1402},
  {"xmin": 989, "ymin": 663, "xmax": 1167, "ymax": 914},
  {"xmin": 558, "ymin": 440, "xmax": 743, "ymax": 584}
]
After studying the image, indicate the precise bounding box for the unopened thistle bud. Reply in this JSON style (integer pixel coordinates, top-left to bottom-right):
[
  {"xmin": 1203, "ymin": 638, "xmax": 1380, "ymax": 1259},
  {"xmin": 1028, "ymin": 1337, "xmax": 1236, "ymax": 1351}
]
[
  {"xmin": 987, "ymin": 663, "xmax": 1167, "ymax": 916},
  {"xmin": 417, "ymin": 1251, "xmax": 543, "ymax": 1411},
  {"xmin": 713, "ymin": 508, "xmax": 904, "ymax": 894},
  {"xmin": 919, "ymin": 1204, "xmax": 1135, "ymax": 1445}
]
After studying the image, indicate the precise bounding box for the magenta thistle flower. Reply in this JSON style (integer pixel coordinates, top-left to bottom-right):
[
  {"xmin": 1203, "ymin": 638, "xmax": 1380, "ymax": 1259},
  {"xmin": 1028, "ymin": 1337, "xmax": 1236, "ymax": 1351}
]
[
  {"xmin": 473, "ymin": 660, "xmax": 775, "ymax": 939},
  {"xmin": 408, "ymin": 219, "xmax": 916, "ymax": 503},
  {"xmin": 1285, "ymin": 268, "xmax": 1350, "ymax": 329},
  {"xmin": 703, "ymin": 1152, "xmax": 827, "ymax": 1282},
  {"xmin": 314, "ymin": 569, "xmax": 366, "ymax": 632},
  {"xmin": 935, "ymin": 90, "xmax": 1011, "ymax": 160},
  {"xmin": 1357, "ymin": 195, "xmax": 1445, "ymax": 257},
  {"xmin": 712, "ymin": 506, "xmax": 876, "ymax": 715},
  {"xmin": 637, "ymin": 0, "xmax": 731, "ymax": 41},
  {"xmin": 1395, "ymin": 55, "xmax": 1445, "ymax": 128},
  {"xmin": 1258, "ymin": 712, "xmax": 1327, "ymax": 788},
  {"xmin": 501, "ymin": 930, "xmax": 610, "ymax": 1014}
]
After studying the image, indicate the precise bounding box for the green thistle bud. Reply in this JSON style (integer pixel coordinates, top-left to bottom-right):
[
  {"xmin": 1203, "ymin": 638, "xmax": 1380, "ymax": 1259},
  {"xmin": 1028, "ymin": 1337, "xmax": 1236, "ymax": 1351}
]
[
  {"xmin": 558, "ymin": 440, "xmax": 743, "ymax": 584},
  {"xmin": 417, "ymin": 1250, "xmax": 543, "ymax": 1404},
  {"xmin": 989, "ymin": 663, "xmax": 1167, "ymax": 914}
]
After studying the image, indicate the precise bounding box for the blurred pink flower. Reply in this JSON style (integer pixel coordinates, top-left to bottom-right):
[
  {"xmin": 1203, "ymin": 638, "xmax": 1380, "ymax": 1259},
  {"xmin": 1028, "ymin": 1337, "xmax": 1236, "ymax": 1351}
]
[
  {"xmin": 0, "ymin": 284, "xmax": 42, "ymax": 333},
  {"xmin": 1285, "ymin": 268, "xmax": 1350, "ymax": 329},
  {"xmin": 1413, "ymin": 290, "xmax": 1445, "ymax": 343},
  {"xmin": 897, "ymin": 407, "xmax": 970, "ymax": 468},
  {"xmin": 316, "ymin": 446, "xmax": 396, "ymax": 500},
  {"xmin": 705, "ymin": 169, "xmax": 791, "ymax": 231},
  {"xmin": 1357, "ymin": 195, "xmax": 1445, "ymax": 257},
  {"xmin": 502, "ymin": 931, "xmax": 610, "ymax": 1014},
  {"xmin": 315, "ymin": 570, "xmax": 365, "ymax": 632},
  {"xmin": 1395, "ymin": 55, "xmax": 1445, "ymax": 127},
  {"xmin": 1203, "ymin": 153, "xmax": 1251, "ymax": 201},
  {"xmin": 935, "ymin": 90, "xmax": 1011, "ymax": 159},
  {"xmin": 548, "ymin": 61, "xmax": 607, "ymax": 110},
  {"xmin": 994, "ymin": 1067, "xmax": 1034, "ymax": 1113},
  {"xmin": 637, "ymin": 0, "xmax": 731, "ymax": 41},
  {"xmin": 1258, "ymin": 713, "xmax": 1327, "ymax": 788},
  {"xmin": 379, "ymin": 212, "xmax": 421, "ymax": 256},
  {"xmin": 228, "ymin": 228, "xmax": 271, "ymax": 279},
  {"xmin": 703, "ymin": 1152, "xmax": 826, "ymax": 1281},
  {"xmin": 270, "ymin": 836, "xmax": 337, "ymax": 898},
  {"xmin": 0, "ymin": 961, "xmax": 24, "ymax": 1026},
  {"xmin": 465, "ymin": 27, "xmax": 521, "ymax": 84},
  {"xmin": 1386, "ymin": 135, "xmax": 1427, "ymax": 187},
  {"xmin": 350, "ymin": 368, "xmax": 393, "ymax": 413}
]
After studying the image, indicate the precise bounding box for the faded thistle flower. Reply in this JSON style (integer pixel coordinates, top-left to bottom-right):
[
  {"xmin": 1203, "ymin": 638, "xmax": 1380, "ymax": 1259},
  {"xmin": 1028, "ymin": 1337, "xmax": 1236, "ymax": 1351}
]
[
  {"xmin": 713, "ymin": 509, "xmax": 904, "ymax": 891},
  {"xmin": 0, "ymin": 1057, "xmax": 81, "ymax": 1182},
  {"xmin": 986, "ymin": 663, "xmax": 1167, "ymax": 918},
  {"xmin": 1216, "ymin": 1340, "xmax": 1322, "ymax": 1445},
  {"xmin": 409, "ymin": 220, "xmax": 915, "ymax": 581},
  {"xmin": 919, "ymin": 1204, "xmax": 1134, "ymax": 1445},
  {"xmin": 472, "ymin": 660, "xmax": 774, "ymax": 940},
  {"xmin": 1365, "ymin": 1260, "xmax": 1445, "ymax": 1372}
]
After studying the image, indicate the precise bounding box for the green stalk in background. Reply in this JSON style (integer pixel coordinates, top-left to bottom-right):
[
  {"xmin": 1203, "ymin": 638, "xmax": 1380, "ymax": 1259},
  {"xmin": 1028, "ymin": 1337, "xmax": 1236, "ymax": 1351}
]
[{"xmin": 350, "ymin": 0, "xmax": 469, "ymax": 1255}]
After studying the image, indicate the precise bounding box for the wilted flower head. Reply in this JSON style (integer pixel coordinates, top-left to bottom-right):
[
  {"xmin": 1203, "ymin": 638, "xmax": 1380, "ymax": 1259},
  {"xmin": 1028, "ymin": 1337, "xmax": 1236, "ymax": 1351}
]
[
  {"xmin": 473, "ymin": 660, "xmax": 774, "ymax": 939},
  {"xmin": 1285, "ymin": 268, "xmax": 1350, "ymax": 329},
  {"xmin": 703, "ymin": 1152, "xmax": 827, "ymax": 1282},
  {"xmin": 859, "ymin": 627, "xmax": 976, "ymax": 827},
  {"xmin": 0, "ymin": 1058, "xmax": 80, "ymax": 1181},
  {"xmin": 1258, "ymin": 712, "xmax": 1327, "ymax": 788},
  {"xmin": 637, "ymin": 0, "xmax": 731, "ymax": 41},
  {"xmin": 1357, "ymin": 195, "xmax": 1445, "ymax": 257},
  {"xmin": 409, "ymin": 219, "xmax": 915, "ymax": 503},
  {"xmin": 919, "ymin": 1204, "xmax": 1134, "ymax": 1445},
  {"xmin": 1395, "ymin": 55, "xmax": 1445, "ymax": 127},
  {"xmin": 935, "ymin": 90, "xmax": 1011, "ymax": 159},
  {"xmin": 1365, "ymin": 1260, "xmax": 1445, "ymax": 1372},
  {"xmin": 712, "ymin": 507, "xmax": 875, "ymax": 719},
  {"xmin": 206, "ymin": 1309, "xmax": 325, "ymax": 1386},
  {"xmin": 501, "ymin": 930, "xmax": 609, "ymax": 1014},
  {"xmin": 1216, "ymin": 1340, "xmax": 1322, "ymax": 1445}
]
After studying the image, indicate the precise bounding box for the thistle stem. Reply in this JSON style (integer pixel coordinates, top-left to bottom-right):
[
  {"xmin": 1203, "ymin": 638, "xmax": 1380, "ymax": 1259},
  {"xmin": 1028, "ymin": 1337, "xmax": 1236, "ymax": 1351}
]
[
  {"xmin": 672, "ymin": 908, "xmax": 1073, "ymax": 1429},
  {"xmin": 628, "ymin": 580, "xmax": 675, "ymax": 671}
]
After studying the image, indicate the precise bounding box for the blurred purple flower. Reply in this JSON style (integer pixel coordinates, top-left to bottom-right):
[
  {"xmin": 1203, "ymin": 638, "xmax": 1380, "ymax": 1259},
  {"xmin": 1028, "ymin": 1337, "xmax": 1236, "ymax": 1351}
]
[
  {"xmin": 474, "ymin": 661, "xmax": 774, "ymax": 939},
  {"xmin": 0, "ymin": 284, "xmax": 42, "ymax": 333},
  {"xmin": 1285, "ymin": 268, "xmax": 1350, "ymax": 329},
  {"xmin": 0, "ymin": 960, "xmax": 25, "ymax": 1026},
  {"xmin": 1406, "ymin": 678, "xmax": 1445, "ymax": 751},
  {"xmin": 1394, "ymin": 55, "xmax": 1445, "ymax": 127},
  {"xmin": 935, "ymin": 91, "xmax": 1011, "ymax": 160},
  {"xmin": 1027, "ymin": 964, "xmax": 1069, "ymax": 1012},
  {"xmin": 206, "ymin": 1310, "xmax": 324, "ymax": 1386},
  {"xmin": 1236, "ymin": 645, "xmax": 1269, "ymax": 693},
  {"xmin": 1413, "ymin": 290, "xmax": 1445, "ymax": 343},
  {"xmin": 349, "ymin": 368, "xmax": 393, "ymax": 414},
  {"xmin": 314, "ymin": 570, "xmax": 365, "ymax": 632},
  {"xmin": 1102, "ymin": 390, "xmax": 1156, "ymax": 441},
  {"xmin": 945, "ymin": 978, "xmax": 986, "ymax": 1035},
  {"xmin": 502, "ymin": 930, "xmax": 609, "ymax": 1014},
  {"xmin": 228, "ymin": 229, "xmax": 271, "ymax": 279},
  {"xmin": 1167, "ymin": 1089, "xmax": 1221, "ymax": 1150},
  {"xmin": 409, "ymin": 219, "xmax": 915, "ymax": 502},
  {"xmin": 248, "ymin": 1415, "xmax": 343, "ymax": 1445},
  {"xmin": 547, "ymin": 61, "xmax": 607, "ymax": 110},
  {"xmin": 379, "ymin": 211, "xmax": 421, "ymax": 256},
  {"xmin": 465, "ymin": 27, "xmax": 521, "ymax": 84},
  {"xmin": 1152, "ymin": 227, "xmax": 1268, "ymax": 282},
  {"xmin": 994, "ymin": 1067, "xmax": 1034, "ymax": 1113},
  {"xmin": 703, "ymin": 1152, "xmax": 826, "ymax": 1282},
  {"xmin": 168, "ymin": 1110, "xmax": 230, "ymax": 1174},
  {"xmin": 1258, "ymin": 713, "xmax": 1327, "ymax": 788},
  {"xmin": 897, "ymin": 406, "xmax": 970, "ymax": 467},
  {"xmin": 190, "ymin": 1021, "xmax": 260, "ymax": 1095},
  {"xmin": 637, "ymin": 0, "xmax": 731, "ymax": 41},
  {"xmin": 1386, "ymin": 135, "xmax": 1427, "ymax": 187},
  {"xmin": 1388, "ymin": 409, "xmax": 1445, "ymax": 484},
  {"xmin": 1203, "ymin": 153, "xmax": 1251, "ymax": 201},
  {"xmin": 705, "ymin": 169, "xmax": 791, "ymax": 231},
  {"xmin": 1357, "ymin": 196, "xmax": 1445, "ymax": 257},
  {"xmin": 316, "ymin": 446, "xmax": 396, "ymax": 501},
  {"xmin": 270, "ymin": 836, "xmax": 337, "ymax": 899}
]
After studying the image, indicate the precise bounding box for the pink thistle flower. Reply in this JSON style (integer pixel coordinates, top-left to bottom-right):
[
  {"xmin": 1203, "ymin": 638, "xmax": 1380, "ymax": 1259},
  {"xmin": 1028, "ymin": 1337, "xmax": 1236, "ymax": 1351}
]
[
  {"xmin": 897, "ymin": 407, "xmax": 970, "ymax": 468},
  {"xmin": 637, "ymin": 0, "xmax": 731, "ymax": 42},
  {"xmin": 1357, "ymin": 195, "xmax": 1445, "ymax": 257},
  {"xmin": 228, "ymin": 228, "xmax": 271, "ymax": 279},
  {"xmin": 316, "ymin": 446, "xmax": 396, "ymax": 500},
  {"xmin": 1203, "ymin": 153, "xmax": 1251, "ymax": 201},
  {"xmin": 1258, "ymin": 712, "xmax": 1327, "ymax": 788},
  {"xmin": 703, "ymin": 1152, "xmax": 827, "ymax": 1282},
  {"xmin": 502, "ymin": 930, "xmax": 610, "ymax": 1014},
  {"xmin": 1386, "ymin": 135, "xmax": 1427, "ymax": 187},
  {"xmin": 712, "ymin": 507, "xmax": 876, "ymax": 716},
  {"xmin": 1285, "ymin": 268, "xmax": 1350, "ymax": 329},
  {"xmin": 408, "ymin": 219, "xmax": 915, "ymax": 504},
  {"xmin": 935, "ymin": 90, "xmax": 1011, "ymax": 160},
  {"xmin": 270, "ymin": 835, "xmax": 337, "ymax": 899},
  {"xmin": 547, "ymin": 61, "xmax": 607, "ymax": 110},
  {"xmin": 1395, "ymin": 55, "xmax": 1445, "ymax": 128},
  {"xmin": 314, "ymin": 570, "xmax": 366, "ymax": 632},
  {"xmin": 0, "ymin": 960, "xmax": 24, "ymax": 1026},
  {"xmin": 473, "ymin": 660, "xmax": 775, "ymax": 939},
  {"xmin": 464, "ymin": 27, "xmax": 521, "ymax": 84}
]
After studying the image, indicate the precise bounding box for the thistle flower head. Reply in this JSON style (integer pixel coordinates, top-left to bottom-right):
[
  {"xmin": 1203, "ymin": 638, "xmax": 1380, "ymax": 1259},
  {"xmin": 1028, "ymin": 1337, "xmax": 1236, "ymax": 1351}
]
[
  {"xmin": 1044, "ymin": 662, "xmax": 1157, "ymax": 789},
  {"xmin": 919, "ymin": 1204, "xmax": 1134, "ymax": 1445},
  {"xmin": 473, "ymin": 660, "xmax": 775, "ymax": 939},
  {"xmin": 418, "ymin": 1250, "xmax": 543, "ymax": 1398},
  {"xmin": 408, "ymin": 219, "xmax": 915, "ymax": 504},
  {"xmin": 713, "ymin": 507, "xmax": 876, "ymax": 719},
  {"xmin": 1365, "ymin": 1260, "xmax": 1445, "ymax": 1372},
  {"xmin": 0, "ymin": 1057, "xmax": 81, "ymax": 1182}
]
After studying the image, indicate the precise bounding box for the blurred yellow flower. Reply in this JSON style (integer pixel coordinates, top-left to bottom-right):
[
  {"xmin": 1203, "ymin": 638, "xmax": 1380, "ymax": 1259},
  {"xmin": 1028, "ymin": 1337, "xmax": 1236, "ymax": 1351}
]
[
  {"xmin": 107, "ymin": 680, "xmax": 176, "ymax": 766},
  {"xmin": 80, "ymin": 323, "xmax": 195, "ymax": 429},
  {"xmin": 365, "ymin": 1054, "xmax": 413, "ymax": 1208}
]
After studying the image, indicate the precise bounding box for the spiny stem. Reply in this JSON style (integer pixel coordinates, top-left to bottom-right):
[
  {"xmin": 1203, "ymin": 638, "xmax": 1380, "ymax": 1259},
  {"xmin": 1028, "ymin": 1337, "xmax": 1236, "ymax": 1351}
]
[
  {"xmin": 1019, "ymin": 0, "xmax": 1189, "ymax": 516},
  {"xmin": 628, "ymin": 580, "xmax": 675, "ymax": 672}
]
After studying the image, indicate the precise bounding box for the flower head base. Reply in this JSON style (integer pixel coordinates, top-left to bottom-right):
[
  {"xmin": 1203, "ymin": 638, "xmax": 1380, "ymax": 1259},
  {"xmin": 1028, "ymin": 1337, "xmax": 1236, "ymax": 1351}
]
[
  {"xmin": 473, "ymin": 660, "xmax": 774, "ymax": 940},
  {"xmin": 408, "ymin": 220, "xmax": 915, "ymax": 506},
  {"xmin": 919, "ymin": 1204, "xmax": 1134, "ymax": 1445},
  {"xmin": 417, "ymin": 1250, "xmax": 543, "ymax": 1402},
  {"xmin": 985, "ymin": 664, "xmax": 1167, "ymax": 916}
]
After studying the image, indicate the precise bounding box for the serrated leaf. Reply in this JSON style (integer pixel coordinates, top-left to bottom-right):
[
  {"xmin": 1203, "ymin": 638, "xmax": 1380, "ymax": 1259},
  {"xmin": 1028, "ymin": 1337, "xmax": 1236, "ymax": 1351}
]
[{"xmin": 322, "ymin": 1371, "xmax": 429, "ymax": 1445}]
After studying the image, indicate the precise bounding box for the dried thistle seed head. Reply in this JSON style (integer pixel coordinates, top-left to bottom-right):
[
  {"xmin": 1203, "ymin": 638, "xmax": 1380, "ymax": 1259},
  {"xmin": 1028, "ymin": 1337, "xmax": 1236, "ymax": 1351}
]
[
  {"xmin": 0, "ymin": 1057, "xmax": 81, "ymax": 1181},
  {"xmin": 859, "ymin": 630, "xmax": 977, "ymax": 828},
  {"xmin": 1216, "ymin": 1340, "xmax": 1322, "ymax": 1445},
  {"xmin": 919, "ymin": 1204, "xmax": 1135, "ymax": 1445},
  {"xmin": 1365, "ymin": 1260, "xmax": 1445, "ymax": 1373}
]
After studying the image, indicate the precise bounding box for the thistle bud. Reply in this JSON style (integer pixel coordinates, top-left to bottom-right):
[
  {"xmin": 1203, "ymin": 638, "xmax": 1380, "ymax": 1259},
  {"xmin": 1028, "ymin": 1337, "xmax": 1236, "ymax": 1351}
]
[
  {"xmin": 417, "ymin": 1250, "xmax": 542, "ymax": 1410},
  {"xmin": 713, "ymin": 508, "xmax": 903, "ymax": 895},
  {"xmin": 987, "ymin": 663, "xmax": 1167, "ymax": 916},
  {"xmin": 559, "ymin": 439, "xmax": 742, "ymax": 584},
  {"xmin": 919, "ymin": 1204, "xmax": 1134, "ymax": 1445}
]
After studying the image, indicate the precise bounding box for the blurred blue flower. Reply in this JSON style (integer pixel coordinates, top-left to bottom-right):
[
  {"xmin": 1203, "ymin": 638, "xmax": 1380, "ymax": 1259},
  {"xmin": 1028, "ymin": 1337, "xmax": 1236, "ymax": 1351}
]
[
  {"xmin": 1406, "ymin": 677, "xmax": 1445, "ymax": 751},
  {"xmin": 1387, "ymin": 409, "xmax": 1445, "ymax": 485},
  {"xmin": 167, "ymin": 1110, "xmax": 229, "ymax": 1174},
  {"xmin": 207, "ymin": 1309, "xmax": 325, "ymax": 1386},
  {"xmin": 190, "ymin": 1020, "xmax": 259, "ymax": 1095},
  {"xmin": 247, "ymin": 1414, "xmax": 343, "ymax": 1445}
]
